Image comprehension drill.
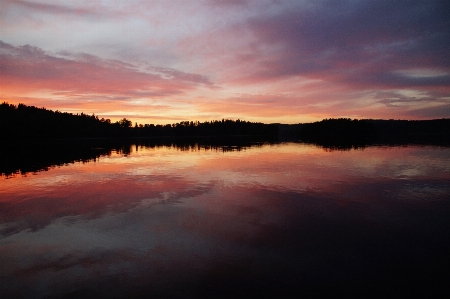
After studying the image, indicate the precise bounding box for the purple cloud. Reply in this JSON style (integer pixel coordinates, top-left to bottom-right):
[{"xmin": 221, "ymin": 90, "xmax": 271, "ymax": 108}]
[{"xmin": 243, "ymin": 0, "xmax": 450, "ymax": 88}]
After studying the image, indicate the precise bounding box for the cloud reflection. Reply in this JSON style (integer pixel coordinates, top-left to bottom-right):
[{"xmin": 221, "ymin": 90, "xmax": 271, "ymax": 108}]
[
  {"xmin": 1, "ymin": 143, "xmax": 449, "ymax": 237},
  {"xmin": 1, "ymin": 143, "xmax": 450, "ymax": 297}
]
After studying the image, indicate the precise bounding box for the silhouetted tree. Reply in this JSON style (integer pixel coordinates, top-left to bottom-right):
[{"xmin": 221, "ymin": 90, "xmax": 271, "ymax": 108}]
[{"xmin": 118, "ymin": 118, "xmax": 132, "ymax": 128}]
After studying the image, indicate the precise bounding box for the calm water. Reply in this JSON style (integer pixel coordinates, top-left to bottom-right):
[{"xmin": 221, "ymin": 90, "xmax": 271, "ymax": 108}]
[{"xmin": 1, "ymin": 142, "xmax": 449, "ymax": 298}]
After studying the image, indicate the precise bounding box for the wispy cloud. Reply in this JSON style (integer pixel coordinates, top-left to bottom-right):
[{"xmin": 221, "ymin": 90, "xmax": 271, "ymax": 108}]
[
  {"xmin": 0, "ymin": 40, "xmax": 214, "ymax": 97},
  {"xmin": 7, "ymin": 0, "xmax": 104, "ymax": 17}
]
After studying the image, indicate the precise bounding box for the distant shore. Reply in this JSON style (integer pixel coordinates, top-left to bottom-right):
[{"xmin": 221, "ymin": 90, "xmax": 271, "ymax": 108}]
[{"xmin": 1, "ymin": 102, "xmax": 449, "ymax": 146}]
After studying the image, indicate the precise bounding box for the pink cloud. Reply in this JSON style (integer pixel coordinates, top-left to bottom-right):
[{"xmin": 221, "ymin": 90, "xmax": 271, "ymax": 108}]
[
  {"xmin": 0, "ymin": 41, "xmax": 214, "ymax": 98},
  {"xmin": 173, "ymin": 0, "xmax": 450, "ymax": 120}
]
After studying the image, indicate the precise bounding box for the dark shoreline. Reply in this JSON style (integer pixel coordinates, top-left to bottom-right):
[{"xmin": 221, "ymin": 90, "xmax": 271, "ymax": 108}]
[{"xmin": 2, "ymin": 102, "xmax": 450, "ymax": 145}]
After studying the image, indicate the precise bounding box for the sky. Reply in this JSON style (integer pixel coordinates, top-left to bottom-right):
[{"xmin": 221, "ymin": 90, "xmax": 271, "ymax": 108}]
[{"xmin": 1, "ymin": 0, "xmax": 449, "ymax": 124}]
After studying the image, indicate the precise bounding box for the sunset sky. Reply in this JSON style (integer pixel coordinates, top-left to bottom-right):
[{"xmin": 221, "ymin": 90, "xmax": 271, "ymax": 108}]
[{"xmin": 1, "ymin": 0, "xmax": 449, "ymax": 124}]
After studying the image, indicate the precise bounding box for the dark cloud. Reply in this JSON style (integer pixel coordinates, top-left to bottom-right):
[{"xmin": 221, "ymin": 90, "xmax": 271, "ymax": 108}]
[
  {"xmin": 148, "ymin": 66, "xmax": 216, "ymax": 87},
  {"xmin": 407, "ymin": 104, "xmax": 450, "ymax": 118},
  {"xmin": 344, "ymin": 72, "xmax": 450, "ymax": 89},
  {"xmin": 374, "ymin": 92, "xmax": 450, "ymax": 119},
  {"xmin": 378, "ymin": 97, "xmax": 449, "ymax": 108},
  {"xmin": 245, "ymin": 0, "xmax": 450, "ymax": 89}
]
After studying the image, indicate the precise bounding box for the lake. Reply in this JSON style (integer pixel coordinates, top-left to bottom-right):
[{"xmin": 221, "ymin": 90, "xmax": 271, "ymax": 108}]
[{"xmin": 1, "ymin": 142, "xmax": 449, "ymax": 298}]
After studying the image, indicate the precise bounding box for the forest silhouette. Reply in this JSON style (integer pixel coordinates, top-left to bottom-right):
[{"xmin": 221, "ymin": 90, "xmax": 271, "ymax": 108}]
[
  {"xmin": 0, "ymin": 102, "xmax": 277, "ymax": 140},
  {"xmin": 2, "ymin": 102, "xmax": 449, "ymax": 144}
]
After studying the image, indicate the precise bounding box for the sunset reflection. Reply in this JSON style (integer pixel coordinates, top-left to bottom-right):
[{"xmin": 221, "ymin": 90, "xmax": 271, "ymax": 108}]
[{"xmin": 1, "ymin": 143, "xmax": 450, "ymax": 298}]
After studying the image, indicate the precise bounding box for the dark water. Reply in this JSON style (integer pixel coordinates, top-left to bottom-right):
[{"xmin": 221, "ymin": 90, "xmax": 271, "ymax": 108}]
[{"xmin": 1, "ymin": 142, "xmax": 449, "ymax": 298}]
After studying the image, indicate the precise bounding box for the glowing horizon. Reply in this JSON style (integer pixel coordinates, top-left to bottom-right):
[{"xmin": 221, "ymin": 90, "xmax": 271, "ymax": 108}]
[{"xmin": 1, "ymin": 0, "xmax": 449, "ymax": 125}]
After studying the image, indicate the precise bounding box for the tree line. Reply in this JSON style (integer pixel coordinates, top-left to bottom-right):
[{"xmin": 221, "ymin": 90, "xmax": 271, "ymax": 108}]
[
  {"xmin": 1, "ymin": 102, "xmax": 449, "ymax": 145},
  {"xmin": 296, "ymin": 118, "xmax": 450, "ymax": 146},
  {"xmin": 0, "ymin": 102, "xmax": 277, "ymax": 140}
]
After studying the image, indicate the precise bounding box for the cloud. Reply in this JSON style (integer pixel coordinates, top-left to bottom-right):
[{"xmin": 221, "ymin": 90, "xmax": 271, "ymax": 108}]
[
  {"xmin": 240, "ymin": 0, "xmax": 450, "ymax": 86},
  {"xmin": 407, "ymin": 104, "xmax": 450, "ymax": 119},
  {"xmin": 174, "ymin": 0, "xmax": 450, "ymax": 120},
  {"xmin": 374, "ymin": 92, "xmax": 450, "ymax": 119},
  {"xmin": 147, "ymin": 66, "xmax": 216, "ymax": 88},
  {"xmin": 0, "ymin": 40, "xmax": 215, "ymax": 98},
  {"xmin": 1, "ymin": 0, "xmax": 449, "ymax": 121},
  {"xmin": 207, "ymin": 0, "xmax": 249, "ymax": 7},
  {"xmin": 7, "ymin": 0, "xmax": 103, "ymax": 17}
]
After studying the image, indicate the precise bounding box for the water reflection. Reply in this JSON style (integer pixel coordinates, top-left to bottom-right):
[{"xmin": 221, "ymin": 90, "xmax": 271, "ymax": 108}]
[
  {"xmin": 0, "ymin": 139, "xmax": 267, "ymax": 178},
  {"xmin": 0, "ymin": 142, "xmax": 449, "ymax": 298}
]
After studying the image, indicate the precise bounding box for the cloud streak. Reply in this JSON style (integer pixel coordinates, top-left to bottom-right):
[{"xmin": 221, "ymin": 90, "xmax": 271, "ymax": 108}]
[{"xmin": 0, "ymin": 40, "xmax": 214, "ymax": 95}]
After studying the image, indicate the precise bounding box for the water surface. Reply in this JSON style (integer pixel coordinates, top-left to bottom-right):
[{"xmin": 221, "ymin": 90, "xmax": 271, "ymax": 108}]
[{"xmin": 1, "ymin": 142, "xmax": 449, "ymax": 298}]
